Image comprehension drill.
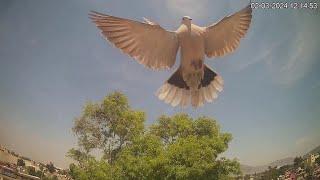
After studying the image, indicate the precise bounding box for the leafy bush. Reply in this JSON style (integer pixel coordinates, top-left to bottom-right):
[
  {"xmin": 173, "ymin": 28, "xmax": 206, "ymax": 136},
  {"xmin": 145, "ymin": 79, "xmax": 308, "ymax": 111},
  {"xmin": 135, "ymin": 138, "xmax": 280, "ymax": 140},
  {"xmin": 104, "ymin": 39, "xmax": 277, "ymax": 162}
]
[{"xmin": 67, "ymin": 92, "xmax": 240, "ymax": 180}]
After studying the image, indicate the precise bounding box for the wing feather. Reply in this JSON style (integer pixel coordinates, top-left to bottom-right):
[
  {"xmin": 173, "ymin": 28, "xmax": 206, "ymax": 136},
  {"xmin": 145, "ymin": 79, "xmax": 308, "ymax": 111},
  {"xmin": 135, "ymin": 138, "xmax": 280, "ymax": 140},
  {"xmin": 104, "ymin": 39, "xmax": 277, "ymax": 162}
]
[
  {"xmin": 204, "ymin": 5, "xmax": 252, "ymax": 58},
  {"xmin": 89, "ymin": 11, "xmax": 179, "ymax": 70}
]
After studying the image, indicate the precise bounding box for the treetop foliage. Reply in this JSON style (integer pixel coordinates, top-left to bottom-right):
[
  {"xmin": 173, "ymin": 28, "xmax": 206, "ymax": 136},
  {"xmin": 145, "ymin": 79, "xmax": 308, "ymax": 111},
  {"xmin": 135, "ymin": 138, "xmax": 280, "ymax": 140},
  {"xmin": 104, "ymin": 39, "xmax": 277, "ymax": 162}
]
[{"xmin": 68, "ymin": 91, "xmax": 240, "ymax": 180}]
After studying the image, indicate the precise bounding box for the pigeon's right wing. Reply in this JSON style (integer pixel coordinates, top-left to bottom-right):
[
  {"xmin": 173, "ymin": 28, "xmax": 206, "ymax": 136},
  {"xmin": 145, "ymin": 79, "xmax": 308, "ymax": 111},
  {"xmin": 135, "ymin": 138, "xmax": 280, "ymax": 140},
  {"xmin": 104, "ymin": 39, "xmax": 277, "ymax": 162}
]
[
  {"xmin": 204, "ymin": 5, "xmax": 252, "ymax": 58},
  {"xmin": 89, "ymin": 11, "xmax": 179, "ymax": 70}
]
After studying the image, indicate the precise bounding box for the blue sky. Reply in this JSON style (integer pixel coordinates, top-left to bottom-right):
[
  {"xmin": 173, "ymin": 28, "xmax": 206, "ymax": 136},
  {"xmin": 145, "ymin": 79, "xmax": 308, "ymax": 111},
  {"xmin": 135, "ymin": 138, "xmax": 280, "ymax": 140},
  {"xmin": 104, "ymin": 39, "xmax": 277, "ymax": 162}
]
[{"xmin": 0, "ymin": 0, "xmax": 320, "ymax": 168}]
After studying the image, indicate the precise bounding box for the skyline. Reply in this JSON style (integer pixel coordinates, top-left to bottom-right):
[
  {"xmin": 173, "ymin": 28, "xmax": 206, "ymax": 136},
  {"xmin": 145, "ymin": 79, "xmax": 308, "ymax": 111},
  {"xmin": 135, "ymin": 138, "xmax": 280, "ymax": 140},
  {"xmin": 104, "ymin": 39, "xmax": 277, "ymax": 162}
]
[{"xmin": 1, "ymin": 0, "xmax": 320, "ymax": 168}]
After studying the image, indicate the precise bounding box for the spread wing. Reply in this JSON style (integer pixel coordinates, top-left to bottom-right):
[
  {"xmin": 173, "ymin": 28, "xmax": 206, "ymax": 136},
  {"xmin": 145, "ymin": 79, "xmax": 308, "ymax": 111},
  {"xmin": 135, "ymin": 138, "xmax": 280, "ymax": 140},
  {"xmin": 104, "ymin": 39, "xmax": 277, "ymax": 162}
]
[
  {"xmin": 204, "ymin": 5, "xmax": 252, "ymax": 58},
  {"xmin": 89, "ymin": 11, "xmax": 179, "ymax": 70}
]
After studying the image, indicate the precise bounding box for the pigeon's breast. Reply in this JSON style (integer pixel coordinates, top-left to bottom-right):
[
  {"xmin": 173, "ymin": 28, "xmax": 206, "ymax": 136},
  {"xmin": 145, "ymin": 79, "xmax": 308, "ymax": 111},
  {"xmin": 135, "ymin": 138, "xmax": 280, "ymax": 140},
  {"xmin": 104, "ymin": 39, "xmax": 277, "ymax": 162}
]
[{"xmin": 179, "ymin": 29, "xmax": 205, "ymax": 66}]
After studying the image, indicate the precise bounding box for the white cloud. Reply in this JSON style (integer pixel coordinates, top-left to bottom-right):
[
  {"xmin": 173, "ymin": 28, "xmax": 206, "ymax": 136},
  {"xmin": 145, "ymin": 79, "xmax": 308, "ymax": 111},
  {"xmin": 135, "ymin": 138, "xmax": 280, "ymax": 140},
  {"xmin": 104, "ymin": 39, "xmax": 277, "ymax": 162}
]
[
  {"xmin": 237, "ymin": 12, "xmax": 319, "ymax": 86},
  {"xmin": 165, "ymin": 0, "xmax": 211, "ymax": 19},
  {"xmin": 274, "ymin": 32, "xmax": 317, "ymax": 86},
  {"xmin": 266, "ymin": 12, "xmax": 320, "ymax": 86},
  {"xmin": 233, "ymin": 40, "xmax": 284, "ymax": 72}
]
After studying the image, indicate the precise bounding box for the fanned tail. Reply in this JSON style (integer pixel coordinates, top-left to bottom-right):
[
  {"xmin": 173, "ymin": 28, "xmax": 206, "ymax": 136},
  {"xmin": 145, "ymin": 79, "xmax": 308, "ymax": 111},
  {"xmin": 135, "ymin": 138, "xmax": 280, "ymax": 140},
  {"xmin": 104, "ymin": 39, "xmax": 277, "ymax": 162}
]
[{"xmin": 156, "ymin": 65, "xmax": 223, "ymax": 107}]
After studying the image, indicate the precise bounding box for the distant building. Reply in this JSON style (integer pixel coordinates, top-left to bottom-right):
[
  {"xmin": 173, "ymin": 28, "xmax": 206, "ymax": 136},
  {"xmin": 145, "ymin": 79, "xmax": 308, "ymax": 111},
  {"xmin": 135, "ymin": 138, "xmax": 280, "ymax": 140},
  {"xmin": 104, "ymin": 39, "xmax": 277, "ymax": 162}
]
[
  {"xmin": 295, "ymin": 166, "xmax": 306, "ymax": 178},
  {"xmin": 306, "ymin": 154, "xmax": 319, "ymax": 166},
  {"xmin": 0, "ymin": 165, "xmax": 40, "ymax": 180},
  {"xmin": 0, "ymin": 165, "xmax": 17, "ymax": 179},
  {"xmin": 313, "ymin": 166, "xmax": 320, "ymax": 178},
  {"xmin": 284, "ymin": 170, "xmax": 297, "ymax": 180}
]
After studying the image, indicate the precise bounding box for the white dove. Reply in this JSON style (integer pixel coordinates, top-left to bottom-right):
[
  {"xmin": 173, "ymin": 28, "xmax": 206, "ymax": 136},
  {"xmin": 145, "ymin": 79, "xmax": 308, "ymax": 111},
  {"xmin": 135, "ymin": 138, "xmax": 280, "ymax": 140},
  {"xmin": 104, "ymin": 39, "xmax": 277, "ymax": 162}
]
[{"xmin": 89, "ymin": 5, "xmax": 252, "ymax": 107}]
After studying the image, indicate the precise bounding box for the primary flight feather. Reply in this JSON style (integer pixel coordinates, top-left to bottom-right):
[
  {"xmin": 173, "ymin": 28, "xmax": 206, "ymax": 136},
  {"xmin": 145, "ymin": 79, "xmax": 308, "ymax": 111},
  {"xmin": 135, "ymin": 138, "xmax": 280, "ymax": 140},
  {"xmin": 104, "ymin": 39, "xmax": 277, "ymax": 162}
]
[{"xmin": 89, "ymin": 5, "xmax": 252, "ymax": 107}]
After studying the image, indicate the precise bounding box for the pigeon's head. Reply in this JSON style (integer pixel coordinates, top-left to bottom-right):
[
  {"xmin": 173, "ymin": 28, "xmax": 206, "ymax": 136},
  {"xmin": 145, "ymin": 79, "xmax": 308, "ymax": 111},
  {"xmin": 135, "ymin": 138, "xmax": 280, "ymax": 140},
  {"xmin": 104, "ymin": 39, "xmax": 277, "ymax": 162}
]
[{"xmin": 182, "ymin": 16, "xmax": 192, "ymax": 24}]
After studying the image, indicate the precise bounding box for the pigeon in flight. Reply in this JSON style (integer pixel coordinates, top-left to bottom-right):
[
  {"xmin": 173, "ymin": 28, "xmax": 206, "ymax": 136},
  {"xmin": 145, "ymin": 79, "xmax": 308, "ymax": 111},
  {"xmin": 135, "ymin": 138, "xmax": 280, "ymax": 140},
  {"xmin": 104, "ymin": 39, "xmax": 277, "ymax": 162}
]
[{"xmin": 89, "ymin": 5, "xmax": 252, "ymax": 107}]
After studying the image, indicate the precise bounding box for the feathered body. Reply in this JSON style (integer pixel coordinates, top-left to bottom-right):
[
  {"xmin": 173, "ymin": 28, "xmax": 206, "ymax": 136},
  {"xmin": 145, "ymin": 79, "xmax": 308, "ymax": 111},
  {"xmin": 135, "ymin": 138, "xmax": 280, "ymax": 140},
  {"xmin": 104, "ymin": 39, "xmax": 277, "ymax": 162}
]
[{"xmin": 178, "ymin": 23, "xmax": 205, "ymax": 89}]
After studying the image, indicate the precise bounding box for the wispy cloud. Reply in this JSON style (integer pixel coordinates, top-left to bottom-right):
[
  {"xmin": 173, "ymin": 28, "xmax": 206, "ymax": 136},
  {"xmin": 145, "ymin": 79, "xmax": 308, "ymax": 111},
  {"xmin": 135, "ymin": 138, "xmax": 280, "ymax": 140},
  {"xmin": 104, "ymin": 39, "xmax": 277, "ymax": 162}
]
[
  {"xmin": 233, "ymin": 40, "xmax": 285, "ymax": 72},
  {"xmin": 268, "ymin": 23, "xmax": 319, "ymax": 86},
  {"xmin": 235, "ymin": 11, "xmax": 319, "ymax": 86},
  {"xmin": 164, "ymin": 0, "xmax": 211, "ymax": 19}
]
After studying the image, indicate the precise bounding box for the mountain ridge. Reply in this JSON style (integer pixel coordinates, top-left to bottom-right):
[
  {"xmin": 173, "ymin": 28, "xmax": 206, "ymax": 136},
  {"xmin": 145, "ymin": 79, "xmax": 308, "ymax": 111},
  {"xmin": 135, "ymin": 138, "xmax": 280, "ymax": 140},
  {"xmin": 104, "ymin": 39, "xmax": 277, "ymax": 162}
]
[{"xmin": 241, "ymin": 144, "xmax": 320, "ymax": 175}]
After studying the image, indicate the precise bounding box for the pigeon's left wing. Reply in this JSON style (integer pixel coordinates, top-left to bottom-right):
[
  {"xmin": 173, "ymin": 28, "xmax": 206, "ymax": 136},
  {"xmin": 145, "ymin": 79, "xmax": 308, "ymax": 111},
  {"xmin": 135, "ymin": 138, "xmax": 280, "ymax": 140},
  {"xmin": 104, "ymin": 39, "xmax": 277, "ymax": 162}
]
[
  {"xmin": 142, "ymin": 17, "xmax": 158, "ymax": 25},
  {"xmin": 89, "ymin": 11, "xmax": 179, "ymax": 70},
  {"xmin": 204, "ymin": 5, "xmax": 252, "ymax": 58}
]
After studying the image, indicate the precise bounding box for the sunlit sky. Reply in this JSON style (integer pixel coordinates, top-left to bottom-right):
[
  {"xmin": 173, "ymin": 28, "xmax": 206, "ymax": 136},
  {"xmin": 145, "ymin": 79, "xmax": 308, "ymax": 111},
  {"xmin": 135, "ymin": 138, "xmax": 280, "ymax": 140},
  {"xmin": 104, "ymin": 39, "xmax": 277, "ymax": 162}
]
[{"xmin": 1, "ymin": 0, "xmax": 320, "ymax": 168}]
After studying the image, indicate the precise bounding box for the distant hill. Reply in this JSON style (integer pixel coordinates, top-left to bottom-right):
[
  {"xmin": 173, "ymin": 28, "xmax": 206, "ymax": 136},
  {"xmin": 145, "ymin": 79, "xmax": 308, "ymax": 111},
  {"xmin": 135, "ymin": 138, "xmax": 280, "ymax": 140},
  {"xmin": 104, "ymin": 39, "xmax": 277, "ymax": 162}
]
[
  {"xmin": 0, "ymin": 146, "xmax": 37, "ymax": 167},
  {"xmin": 268, "ymin": 157, "xmax": 295, "ymax": 167},
  {"xmin": 241, "ymin": 164, "xmax": 264, "ymax": 175},
  {"xmin": 303, "ymin": 145, "xmax": 320, "ymax": 158},
  {"xmin": 241, "ymin": 144, "xmax": 320, "ymax": 175},
  {"xmin": 0, "ymin": 149, "xmax": 18, "ymax": 164},
  {"xmin": 241, "ymin": 157, "xmax": 294, "ymax": 175}
]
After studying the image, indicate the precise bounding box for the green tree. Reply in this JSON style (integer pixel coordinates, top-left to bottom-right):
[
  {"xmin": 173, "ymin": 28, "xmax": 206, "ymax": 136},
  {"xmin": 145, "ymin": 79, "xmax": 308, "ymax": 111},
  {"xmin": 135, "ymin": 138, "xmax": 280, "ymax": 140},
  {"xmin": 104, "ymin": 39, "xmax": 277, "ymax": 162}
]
[
  {"xmin": 67, "ymin": 148, "xmax": 94, "ymax": 167},
  {"xmin": 35, "ymin": 170, "xmax": 44, "ymax": 178},
  {"xmin": 294, "ymin": 156, "xmax": 303, "ymax": 168},
  {"xmin": 115, "ymin": 134, "xmax": 164, "ymax": 179},
  {"xmin": 315, "ymin": 155, "xmax": 320, "ymax": 166},
  {"xmin": 69, "ymin": 159, "xmax": 118, "ymax": 180},
  {"xmin": 305, "ymin": 165, "xmax": 315, "ymax": 180},
  {"xmin": 26, "ymin": 166, "xmax": 36, "ymax": 176},
  {"xmin": 147, "ymin": 114, "xmax": 240, "ymax": 179},
  {"xmin": 243, "ymin": 174, "xmax": 251, "ymax": 180},
  {"xmin": 261, "ymin": 166, "xmax": 279, "ymax": 180},
  {"xmin": 43, "ymin": 175, "xmax": 59, "ymax": 180},
  {"xmin": 17, "ymin": 158, "xmax": 25, "ymax": 167},
  {"xmin": 68, "ymin": 92, "xmax": 240, "ymax": 180},
  {"xmin": 70, "ymin": 91, "xmax": 145, "ymax": 163},
  {"xmin": 46, "ymin": 162, "xmax": 55, "ymax": 173}
]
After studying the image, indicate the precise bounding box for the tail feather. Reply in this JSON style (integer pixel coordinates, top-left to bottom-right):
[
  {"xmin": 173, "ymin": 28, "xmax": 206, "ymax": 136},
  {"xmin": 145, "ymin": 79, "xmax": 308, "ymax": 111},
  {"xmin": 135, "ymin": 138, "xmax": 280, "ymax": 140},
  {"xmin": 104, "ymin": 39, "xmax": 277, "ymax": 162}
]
[
  {"xmin": 156, "ymin": 68, "xmax": 190, "ymax": 107},
  {"xmin": 199, "ymin": 88, "xmax": 205, "ymax": 106},
  {"xmin": 165, "ymin": 87, "xmax": 177, "ymax": 104},
  {"xmin": 196, "ymin": 65, "xmax": 223, "ymax": 106},
  {"xmin": 181, "ymin": 89, "xmax": 190, "ymax": 107},
  {"xmin": 203, "ymin": 87, "xmax": 212, "ymax": 102},
  {"xmin": 157, "ymin": 84, "xmax": 170, "ymax": 100},
  {"xmin": 156, "ymin": 65, "xmax": 223, "ymax": 107},
  {"xmin": 191, "ymin": 90, "xmax": 199, "ymax": 107},
  {"xmin": 171, "ymin": 89, "xmax": 183, "ymax": 107}
]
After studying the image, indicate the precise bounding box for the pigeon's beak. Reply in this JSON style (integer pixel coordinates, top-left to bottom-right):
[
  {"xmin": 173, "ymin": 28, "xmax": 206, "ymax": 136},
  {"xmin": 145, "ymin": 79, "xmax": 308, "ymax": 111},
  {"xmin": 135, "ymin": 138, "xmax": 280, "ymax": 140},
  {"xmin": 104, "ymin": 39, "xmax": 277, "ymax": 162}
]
[{"xmin": 189, "ymin": 18, "xmax": 192, "ymax": 20}]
